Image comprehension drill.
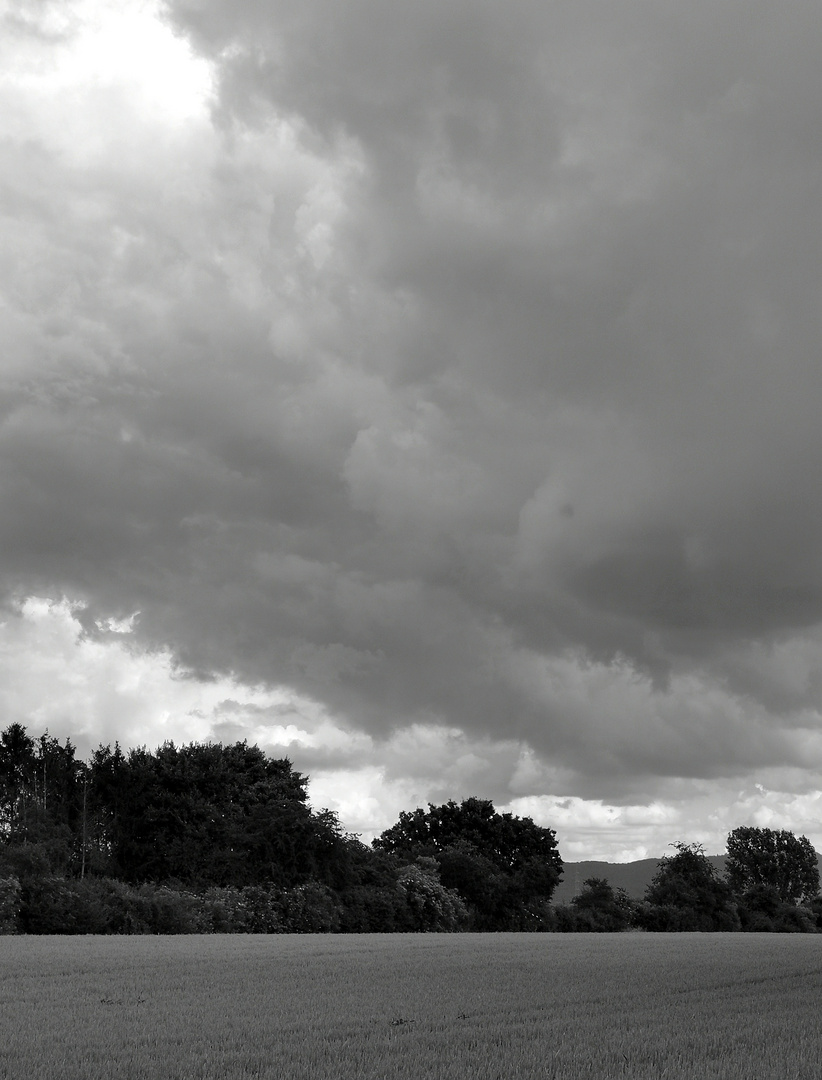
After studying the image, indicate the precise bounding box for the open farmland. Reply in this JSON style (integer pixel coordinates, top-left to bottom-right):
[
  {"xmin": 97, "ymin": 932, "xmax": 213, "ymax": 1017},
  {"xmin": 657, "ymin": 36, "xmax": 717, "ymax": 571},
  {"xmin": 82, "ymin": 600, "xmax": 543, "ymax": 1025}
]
[{"xmin": 2, "ymin": 934, "xmax": 822, "ymax": 1079}]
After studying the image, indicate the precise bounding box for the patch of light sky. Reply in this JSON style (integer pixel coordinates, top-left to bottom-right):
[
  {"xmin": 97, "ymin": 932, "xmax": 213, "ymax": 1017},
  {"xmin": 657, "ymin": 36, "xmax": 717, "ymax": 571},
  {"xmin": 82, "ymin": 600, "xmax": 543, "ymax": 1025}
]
[
  {"xmin": 2, "ymin": 0, "xmax": 214, "ymax": 126},
  {"xmin": 0, "ymin": 598, "xmax": 327, "ymax": 755}
]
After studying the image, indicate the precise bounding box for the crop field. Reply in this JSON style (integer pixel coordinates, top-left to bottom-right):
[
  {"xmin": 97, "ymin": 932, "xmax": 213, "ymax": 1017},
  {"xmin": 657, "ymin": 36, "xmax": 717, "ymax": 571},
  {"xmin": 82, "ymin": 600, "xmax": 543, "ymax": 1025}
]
[{"xmin": 2, "ymin": 934, "xmax": 822, "ymax": 1080}]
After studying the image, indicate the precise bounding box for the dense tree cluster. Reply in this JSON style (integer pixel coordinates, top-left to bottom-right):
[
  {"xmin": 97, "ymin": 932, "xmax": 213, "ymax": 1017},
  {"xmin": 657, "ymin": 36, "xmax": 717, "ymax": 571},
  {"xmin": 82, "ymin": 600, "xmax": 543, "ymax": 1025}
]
[
  {"xmin": 726, "ymin": 826, "xmax": 819, "ymax": 904},
  {"xmin": 0, "ymin": 725, "xmax": 562, "ymax": 934},
  {"xmin": 373, "ymin": 796, "xmax": 563, "ymax": 929},
  {"xmin": 2, "ymin": 723, "xmax": 820, "ymax": 934},
  {"xmin": 552, "ymin": 839, "xmax": 821, "ymax": 933}
]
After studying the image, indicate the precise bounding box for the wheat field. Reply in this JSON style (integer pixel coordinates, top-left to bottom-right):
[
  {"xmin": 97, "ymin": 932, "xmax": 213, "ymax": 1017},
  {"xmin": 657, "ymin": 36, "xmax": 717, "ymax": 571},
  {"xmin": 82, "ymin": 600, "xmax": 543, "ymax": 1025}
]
[{"xmin": 2, "ymin": 933, "xmax": 822, "ymax": 1079}]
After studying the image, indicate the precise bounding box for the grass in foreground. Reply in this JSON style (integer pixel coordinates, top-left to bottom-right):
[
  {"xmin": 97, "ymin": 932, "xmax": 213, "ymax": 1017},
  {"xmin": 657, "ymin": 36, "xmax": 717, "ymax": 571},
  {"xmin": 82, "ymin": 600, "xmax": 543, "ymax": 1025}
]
[{"xmin": 2, "ymin": 932, "xmax": 822, "ymax": 1079}]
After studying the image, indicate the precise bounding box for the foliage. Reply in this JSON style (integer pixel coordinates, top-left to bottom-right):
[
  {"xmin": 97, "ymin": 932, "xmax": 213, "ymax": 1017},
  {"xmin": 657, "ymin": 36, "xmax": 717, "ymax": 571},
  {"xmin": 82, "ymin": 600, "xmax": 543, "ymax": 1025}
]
[
  {"xmin": 396, "ymin": 857, "xmax": 468, "ymax": 931},
  {"xmin": 274, "ymin": 882, "xmax": 342, "ymax": 933},
  {"xmin": 19, "ymin": 876, "xmax": 110, "ymax": 935},
  {"xmin": 0, "ymin": 723, "xmax": 36, "ymax": 836},
  {"xmin": 735, "ymin": 884, "xmax": 818, "ymax": 933},
  {"xmin": 0, "ymin": 875, "xmax": 20, "ymax": 933},
  {"xmin": 435, "ymin": 838, "xmax": 502, "ymax": 911},
  {"xmin": 551, "ymin": 904, "xmax": 579, "ymax": 932},
  {"xmin": 374, "ymin": 796, "xmax": 562, "ymax": 874},
  {"xmin": 6, "ymin": 722, "xmax": 822, "ymax": 937},
  {"xmin": 337, "ymin": 885, "xmax": 414, "ymax": 932},
  {"xmin": 726, "ymin": 827, "xmax": 820, "ymax": 905},
  {"xmin": 0, "ymin": 725, "xmax": 83, "ymax": 847},
  {"xmin": 375, "ymin": 797, "xmax": 562, "ymax": 929},
  {"xmin": 806, "ymin": 897, "xmax": 822, "ymax": 931},
  {"xmin": 93, "ymin": 740, "xmax": 321, "ymax": 887},
  {"xmin": 0, "ymin": 836, "xmax": 71, "ymax": 881},
  {"xmin": 639, "ymin": 843, "xmax": 740, "ymax": 931},
  {"xmin": 570, "ymin": 877, "xmax": 636, "ymax": 931}
]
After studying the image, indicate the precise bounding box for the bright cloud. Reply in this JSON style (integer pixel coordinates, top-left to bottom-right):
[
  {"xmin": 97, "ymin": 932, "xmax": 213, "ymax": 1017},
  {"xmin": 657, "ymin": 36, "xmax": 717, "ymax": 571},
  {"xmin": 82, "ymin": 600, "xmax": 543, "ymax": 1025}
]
[
  {"xmin": 2, "ymin": 0, "xmax": 213, "ymax": 124},
  {"xmin": 0, "ymin": 596, "xmax": 336, "ymax": 756}
]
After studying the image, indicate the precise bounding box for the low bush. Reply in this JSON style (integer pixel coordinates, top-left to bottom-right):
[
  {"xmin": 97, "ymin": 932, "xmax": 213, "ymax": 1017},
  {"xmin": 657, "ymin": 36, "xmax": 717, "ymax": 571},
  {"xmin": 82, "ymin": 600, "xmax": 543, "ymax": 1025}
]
[{"xmin": 0, "ymin": 876, "xmax": 21, "ymax": 933}]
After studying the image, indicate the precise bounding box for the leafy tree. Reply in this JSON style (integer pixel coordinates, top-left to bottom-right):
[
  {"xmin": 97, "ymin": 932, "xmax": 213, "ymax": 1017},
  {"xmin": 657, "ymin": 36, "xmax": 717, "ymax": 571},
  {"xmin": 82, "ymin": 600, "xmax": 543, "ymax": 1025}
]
[
  {"xmin": 737, "ymin": 883, "xmax": 782, "ymax": 930},
  {"xmin": 375, "ymin": 797, "xmax": 561, "ymax": 874},
  {"xmin": 33, "ymin": 734, "xmax": 83, "ymax": 827},
  {"xmin": 735, "ymin": 883, "xmax": 818, "ymax": 933},
  {"xmin": 374, "ymin": 797, "xmax": 562, "ymax": 928},
  {"xmin": 726, "ymin": 827, "xmax": 820, "ymax": 904},
  {"xmin": 640, "ymin": 843, "xmax": 740, "ymax": 931},
  {"xmin": 336, "ymin": 884, "xmax": 414, "ymax": 932},
  {"xmin": 81, "ymin": 742, "xmax": 127, "ymax": 876},
  {"xmin": 396, "ymin": 858, "xmax": 468, "ymax": 932},
  {"xmin": 333, "ymin": 842, "xmax": 417, "ymax": 932},
  {"xmin": 806, "ymin": 896, "xmax": 822, "ymax": 932},
  {"xmin": 91, "ymin": 741, "xmax": 324, "ymax": 888},
  {"xmin": 571, "ymin": 877, "xmax": 635, "ymax": 932},
  {"xmin": 771, "ymin": 904, "xmax": 818, "ymax": 933},
  {"xmin": 0, "ymin": 724, "xmax": 36, "ymax": 836},
  {"xmin": 3, "ymin": 724, "xmax": 576, "ymax": 936},
  {"xmin": 434, "ymin": 839, "xmax": 506, "ymax": 927}
]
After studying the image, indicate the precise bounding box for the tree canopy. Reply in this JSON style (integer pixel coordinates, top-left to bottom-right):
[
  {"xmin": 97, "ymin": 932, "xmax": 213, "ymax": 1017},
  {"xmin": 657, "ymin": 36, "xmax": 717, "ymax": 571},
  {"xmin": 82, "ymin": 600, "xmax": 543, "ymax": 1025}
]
[
  {"xmin": 640, "ymin": 842, "xmax": 740, "ymax": 931},
  {"xmin": 4, "ymin": 722, "xmax": 822, "ymax": 936},
  {"xmin": 570, "ymin": 877, "xmax": 634, "ymax": 932},
  {"xmin": 373, "ymin": 796, "xmax": 562, "ymax": 873},
  {"xmin": 374, "ymin": 797, "xmax": 563, "ymax": 929},
  {"xmin": 0, "ymin": 724, "xmax": 569, "ymax": 934},
  {"xmin": 726, "ymin": 827, "xmax": 820, "ymax": 905}
]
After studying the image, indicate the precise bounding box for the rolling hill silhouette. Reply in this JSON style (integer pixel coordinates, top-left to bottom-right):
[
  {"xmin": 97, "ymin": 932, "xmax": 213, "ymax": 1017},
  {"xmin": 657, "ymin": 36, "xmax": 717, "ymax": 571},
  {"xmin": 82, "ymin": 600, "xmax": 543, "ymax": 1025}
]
[{"xmin": 552, "ymin": 855, "xmax": 727, "ymax": 904}]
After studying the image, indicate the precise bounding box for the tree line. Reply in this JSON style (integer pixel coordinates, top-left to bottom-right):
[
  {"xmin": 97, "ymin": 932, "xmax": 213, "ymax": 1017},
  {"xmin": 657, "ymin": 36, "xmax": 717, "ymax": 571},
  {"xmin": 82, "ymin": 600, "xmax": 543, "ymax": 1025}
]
[
  {"xmin": 0, "ymin": 723, "xmax": 819, "ymax": 934},
  {"xmin": 560, "ymin": 837, "xmax": 821, "ymax": 933},
  {"xmin": 0, "ymin": 724, "xmax": 561, "ymax": 933}
]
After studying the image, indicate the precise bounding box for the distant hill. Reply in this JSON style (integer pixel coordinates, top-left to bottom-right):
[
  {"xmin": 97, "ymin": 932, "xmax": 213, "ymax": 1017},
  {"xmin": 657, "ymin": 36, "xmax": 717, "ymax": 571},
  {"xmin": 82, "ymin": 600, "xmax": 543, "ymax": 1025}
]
[
  {"xmin": 552, "ymin": 856, "xmax": 727, "ymax": 904},
  {"xmin": 553, "ymin": 850, "xmax": 822, "ymax": 904}
]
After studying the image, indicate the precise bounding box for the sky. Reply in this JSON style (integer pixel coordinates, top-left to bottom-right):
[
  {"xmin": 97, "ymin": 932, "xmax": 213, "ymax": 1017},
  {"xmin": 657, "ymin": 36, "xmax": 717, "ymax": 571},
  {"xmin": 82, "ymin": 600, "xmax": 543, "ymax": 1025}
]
[{"xmin": 2, "ymin": 0, "xmax": 822, "ymax": 862}]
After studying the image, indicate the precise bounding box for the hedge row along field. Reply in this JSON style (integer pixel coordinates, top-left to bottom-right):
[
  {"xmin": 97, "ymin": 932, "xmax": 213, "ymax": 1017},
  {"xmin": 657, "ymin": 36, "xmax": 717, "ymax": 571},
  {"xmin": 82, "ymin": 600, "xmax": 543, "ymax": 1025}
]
[{"xmin": 3, "ymin": 933, "xmax": 822, "ymax": 1079}]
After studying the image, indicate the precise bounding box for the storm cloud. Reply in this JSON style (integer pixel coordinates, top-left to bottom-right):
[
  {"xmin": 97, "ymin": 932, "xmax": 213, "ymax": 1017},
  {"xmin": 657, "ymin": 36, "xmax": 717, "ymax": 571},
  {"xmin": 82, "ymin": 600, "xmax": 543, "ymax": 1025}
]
[{"xmin": 3, "ymin": 0, "xmax": 822, "ymax": 856}]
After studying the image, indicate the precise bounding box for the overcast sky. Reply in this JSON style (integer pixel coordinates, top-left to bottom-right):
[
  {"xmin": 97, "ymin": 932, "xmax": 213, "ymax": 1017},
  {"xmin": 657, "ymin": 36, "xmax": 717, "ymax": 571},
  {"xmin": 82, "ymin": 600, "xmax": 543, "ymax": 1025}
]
[{"xmin": 2, "ymin": 0, "xmax": 822, "ymax": 861}]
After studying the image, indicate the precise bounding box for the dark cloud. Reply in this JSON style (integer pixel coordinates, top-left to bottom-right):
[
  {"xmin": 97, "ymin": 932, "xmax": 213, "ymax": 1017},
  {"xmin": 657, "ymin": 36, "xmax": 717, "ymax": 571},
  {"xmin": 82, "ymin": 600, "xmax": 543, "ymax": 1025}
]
[{"xmin": 4, "ymin": 0, "xmax": 822, "ymax": 842}]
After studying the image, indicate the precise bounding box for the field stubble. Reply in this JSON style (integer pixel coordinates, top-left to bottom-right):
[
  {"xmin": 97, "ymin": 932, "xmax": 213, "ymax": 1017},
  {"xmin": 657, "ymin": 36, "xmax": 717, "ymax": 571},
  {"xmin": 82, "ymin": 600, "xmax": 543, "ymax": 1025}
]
[{"xmin": 1, "ymin": 933, "xmax": 822, "ymax": 1079}]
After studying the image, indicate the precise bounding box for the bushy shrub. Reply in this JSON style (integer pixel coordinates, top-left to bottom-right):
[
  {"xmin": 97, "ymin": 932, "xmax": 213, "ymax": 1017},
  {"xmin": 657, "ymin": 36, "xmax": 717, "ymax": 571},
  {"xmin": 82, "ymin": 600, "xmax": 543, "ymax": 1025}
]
[
  {"xmin": 137, "ymin": 884, "xmax": 203, "ymax": 934},
  {"xmin": 19, "ymin": 877, "xmax": 111, "ymax": 934},
  {"xmin": 571, "ymin": 878, "xmax": 635, "ymax": 932},
  {"xmin": 772, "ymin": 904, "xmax": 818, "ymax": 934},
  {"xmin": 551, "ymin": 904, "xmax": 579, "ymax": 932},
  {"xmin": 806, "ymin": 896, "xmax": 822, "ymax": 930},
  {"xmin": 396, "ymin": 858, "xmax": 468, "ymax": 931},
  {"xmin": 275, "ymin": 883, "xmax": 342, "ymax": 933},
  {"xmin": 84, "ymin": 878, "xmax": 155, "ymax": 933},
  {"xmin": 337, "ymin": 885, "xmax": 414, "ymax": 932},
  {"xmin": 498, "ymin": 897, "xmax": 556, "ymax": 932},
  {"xmin": 0, "ymin": 842, "xmax": 56, "ymax": 882},
  {"xmin": 634, "ymin": 901, "xmax": 702, "ymax": 932},
  {"xmin": 195, "ymin": 886, "xmax": 249, "ymax": 932},
  {"xmin": 0, "ymin": 876, "xmax": 21, "ymax": 933},
  {"xmin": 740, "ymin": 910, "xmax": 776, "ymax": 932},
  {"xmin": 231, "ymin": 885, "xmax": 285, "ymax": 932},
  {"xmin": 17, "ymin": 876, "xmax": 220, "ymax": 934},
  {"xmin": 736, "ymin": 884, "xmax": 819, "ymax": 933},
  {"xmin": 642, "ymin": 844, "xmax": 741, "ymax": 931}
]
